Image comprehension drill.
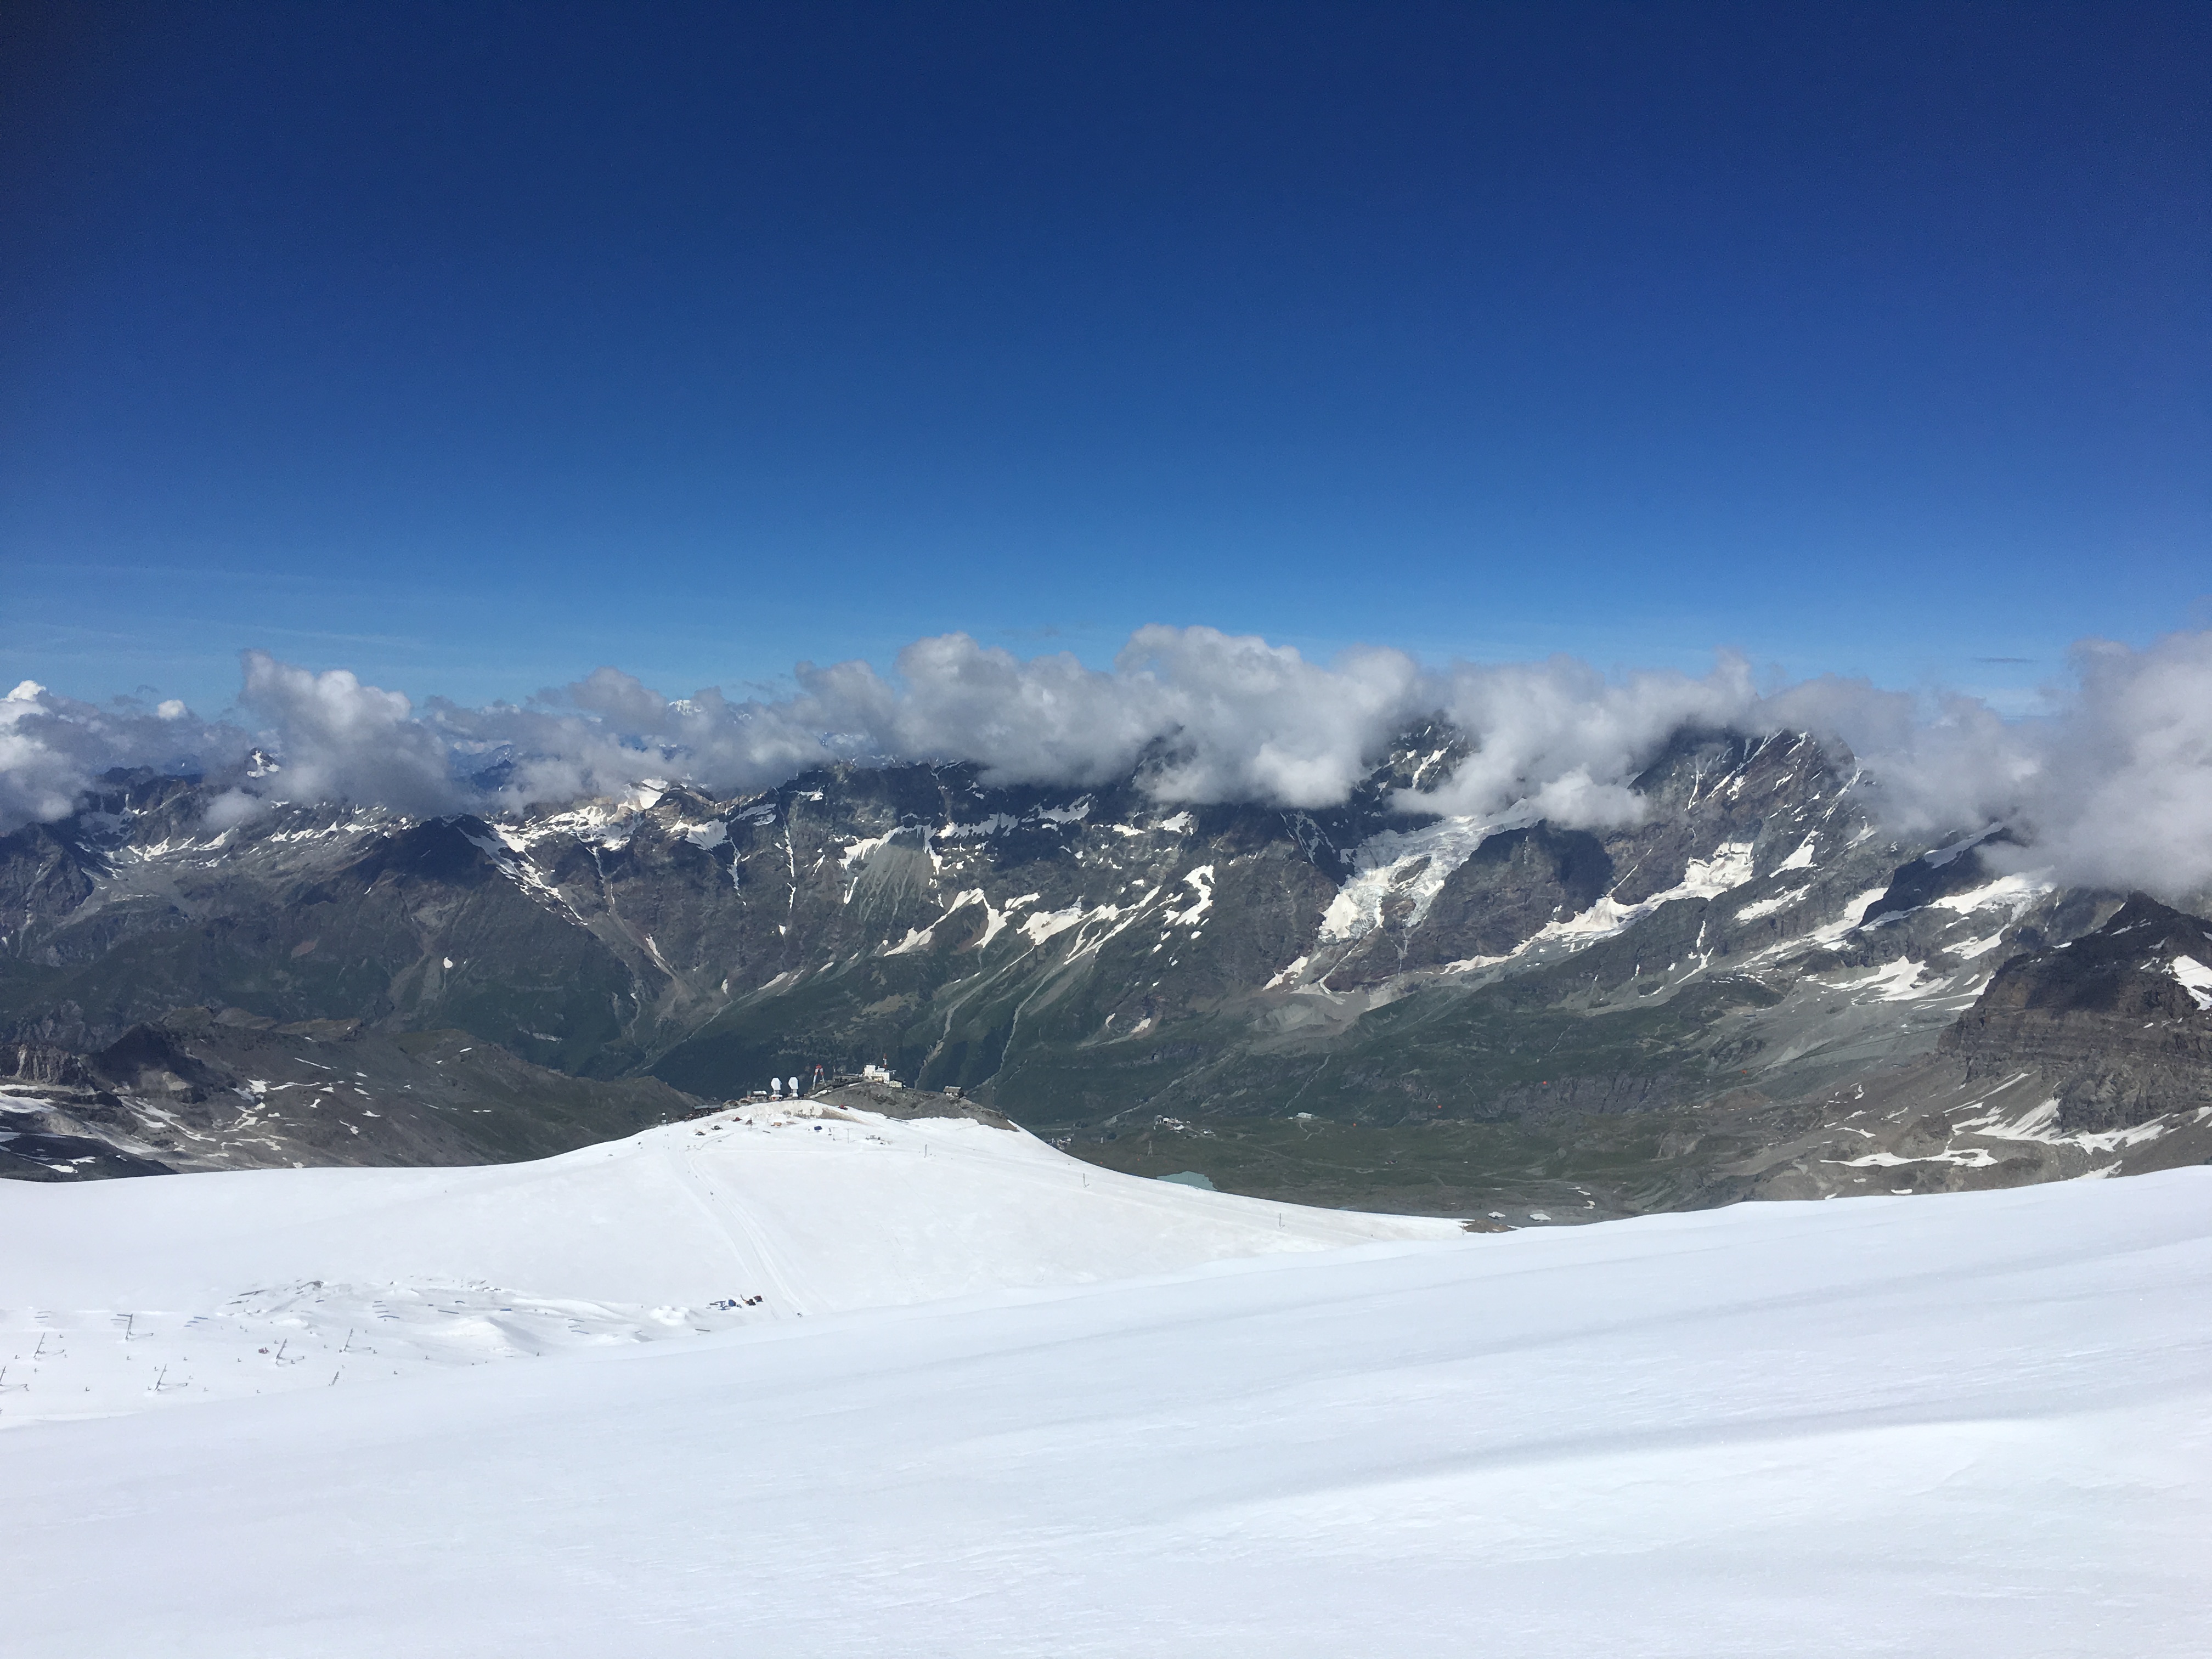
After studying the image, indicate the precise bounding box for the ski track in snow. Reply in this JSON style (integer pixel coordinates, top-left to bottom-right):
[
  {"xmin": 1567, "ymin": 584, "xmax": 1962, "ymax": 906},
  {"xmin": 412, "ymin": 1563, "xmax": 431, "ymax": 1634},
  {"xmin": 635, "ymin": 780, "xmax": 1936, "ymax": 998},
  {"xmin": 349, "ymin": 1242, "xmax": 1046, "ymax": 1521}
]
[{"xmin": 1, "ymin": 1124, "xmax": 2207, "ymax": 1657}]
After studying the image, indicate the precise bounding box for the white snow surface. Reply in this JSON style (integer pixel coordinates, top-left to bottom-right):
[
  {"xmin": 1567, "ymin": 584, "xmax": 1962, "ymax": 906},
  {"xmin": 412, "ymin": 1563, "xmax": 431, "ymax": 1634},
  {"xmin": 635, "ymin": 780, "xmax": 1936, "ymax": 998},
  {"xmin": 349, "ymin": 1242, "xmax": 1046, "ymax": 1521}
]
[
  {"xmin": 1318, "ymin": 811, "xmax": 1522, "ymax": 944},
  {"xmin": 2172, "ymin": 953, "xmax": 2212, "ymax": 1011},
  {"xmin": 0, "ymin": 1105, "xmax": 1454, "ymax": 1424},
  {"xmin": 3, "ymin": 1133, "xmax": 2208, "ymax": 1657}
]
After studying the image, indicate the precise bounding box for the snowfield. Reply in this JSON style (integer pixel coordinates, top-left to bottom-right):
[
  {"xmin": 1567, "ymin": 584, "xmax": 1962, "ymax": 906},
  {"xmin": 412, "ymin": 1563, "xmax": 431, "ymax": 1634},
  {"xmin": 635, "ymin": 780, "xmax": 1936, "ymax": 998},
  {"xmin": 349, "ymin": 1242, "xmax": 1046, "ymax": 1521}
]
[
  {"xmin": 3, "ymin": 1113, "xmax": 2208, "ymax": 1656},
  {"xmin": 0, "ymin": 1103, "xmax": 1459, "ymax": 1421}
]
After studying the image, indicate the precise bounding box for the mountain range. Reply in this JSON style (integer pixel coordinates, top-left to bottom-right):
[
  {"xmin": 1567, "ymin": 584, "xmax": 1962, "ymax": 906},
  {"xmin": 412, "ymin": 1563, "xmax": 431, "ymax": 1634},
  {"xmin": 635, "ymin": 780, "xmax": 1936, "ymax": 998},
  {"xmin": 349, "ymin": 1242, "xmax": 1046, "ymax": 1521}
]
[{"xmin": 5, "ymin": 725, "xmax": 2208, "ymax": 1216}]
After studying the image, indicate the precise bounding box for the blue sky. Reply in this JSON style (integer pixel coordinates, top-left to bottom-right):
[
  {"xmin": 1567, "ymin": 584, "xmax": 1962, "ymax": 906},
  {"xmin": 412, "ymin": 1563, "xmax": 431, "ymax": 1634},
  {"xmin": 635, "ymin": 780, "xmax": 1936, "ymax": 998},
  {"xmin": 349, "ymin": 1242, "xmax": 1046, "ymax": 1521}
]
[{"xmin": 3, "ymin": 1, "xmax": 2205, "ymax": 716}]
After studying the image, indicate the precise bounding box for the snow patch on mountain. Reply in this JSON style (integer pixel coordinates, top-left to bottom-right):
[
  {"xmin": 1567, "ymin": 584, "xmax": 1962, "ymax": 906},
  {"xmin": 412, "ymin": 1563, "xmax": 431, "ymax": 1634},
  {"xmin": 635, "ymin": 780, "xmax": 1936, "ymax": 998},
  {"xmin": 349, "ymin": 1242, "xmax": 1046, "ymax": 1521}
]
[
  {"xmin": 1164, "ymin": 865, "xmax": 1215, "ymax": 929},
  {"xmin": 1806, "ymin": 954, "xmax": 1983, "ymax": 1005},
  {"xmin": 460, "ymin": 825, "xmax": 591, "ymax": 924},
  {"xmin": 1929, "ymin": 871, "xmax": 2054, "ymax": 917},
  {"xmin": 883, "ymin": 888, "xmax": 1009, "ymax": 956},
  {"xmin": 1774, "ymin": 834, "xmax": 1819, "ymax": 872},
  {"xmin": 838, "ymin": 831, "xmax": 895, "ymax": 870},
  {"xmin": 2169, "ymin": 955, "xmax": 2212, "ymax": 1011},
  {"xmin": 1795, "ymin": 885, "xmax": 1895, "ymax": 949},
  {"xmin": 1318, "ymin": 811, "xmax": 1530, "ymax": 945},
  {"xmin": 1502, "ymin": 839, "xmax": 1761, "ymax": 959},
  {"xmin": 1737, "ymin": 885, "xmax": 1812, "ymax": 921},
  {"xmin": 1955, "ymin": 1094, "xmax": 2209, "ymax": 1155},
  {"xmin": 1669, "ymin": 839, "xmax": 1758, "ymax": 899}
]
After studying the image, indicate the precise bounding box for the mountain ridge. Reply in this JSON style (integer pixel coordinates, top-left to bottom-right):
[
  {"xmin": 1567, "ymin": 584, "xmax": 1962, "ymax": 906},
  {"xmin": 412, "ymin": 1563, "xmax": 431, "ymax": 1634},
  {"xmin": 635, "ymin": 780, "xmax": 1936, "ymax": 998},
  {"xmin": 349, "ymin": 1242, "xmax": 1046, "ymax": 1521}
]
[{"xmin": 4, "ymin": 722, "xmax": 2206, "ymax": 1213}]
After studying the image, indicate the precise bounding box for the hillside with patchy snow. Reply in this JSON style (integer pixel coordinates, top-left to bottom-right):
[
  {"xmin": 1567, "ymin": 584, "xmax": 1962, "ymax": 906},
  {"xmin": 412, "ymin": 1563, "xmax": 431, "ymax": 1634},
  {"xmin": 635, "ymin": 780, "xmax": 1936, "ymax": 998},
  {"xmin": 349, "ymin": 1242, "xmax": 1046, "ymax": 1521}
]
[{"xmin": 4, "ymin": 725, "xmax": 2205, "ymax": 1219}]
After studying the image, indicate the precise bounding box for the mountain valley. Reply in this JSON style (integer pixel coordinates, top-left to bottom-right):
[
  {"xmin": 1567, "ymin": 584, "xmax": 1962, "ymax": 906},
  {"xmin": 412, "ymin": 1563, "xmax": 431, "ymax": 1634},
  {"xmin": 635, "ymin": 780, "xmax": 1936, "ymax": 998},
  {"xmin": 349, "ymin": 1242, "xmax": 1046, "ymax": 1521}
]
[{"xmin": 5, "ymin": 726, "xmax": 2207, "ymax": 1217}]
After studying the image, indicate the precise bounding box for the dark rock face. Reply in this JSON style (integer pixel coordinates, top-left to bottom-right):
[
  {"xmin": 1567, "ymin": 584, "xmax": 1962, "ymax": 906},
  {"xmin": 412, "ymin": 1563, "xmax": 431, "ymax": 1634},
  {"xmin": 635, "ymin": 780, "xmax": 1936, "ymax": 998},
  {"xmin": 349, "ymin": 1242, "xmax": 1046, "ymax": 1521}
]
[
  {"xmin": 0, "ymin": 1006, "xmax": 698, "ymax": 1179},
  {"xmin": 1942, "ymin": 895, "xmax": 2212, "ymax": 1131},
  {"xmin": 1, "ymin": 735, "xmax": 2203, "ymax": 1214},
  {"xmin": 1863, "ymin": 838, "xmax": 2008, "ymax": 925},
  {"xmin": 2, "ymin": 1041, "xmax": 95, "ymax": 1089},
  {"xmin": 809, "ymin": 1079, "xmax": 1017, "ymax": 1131}
]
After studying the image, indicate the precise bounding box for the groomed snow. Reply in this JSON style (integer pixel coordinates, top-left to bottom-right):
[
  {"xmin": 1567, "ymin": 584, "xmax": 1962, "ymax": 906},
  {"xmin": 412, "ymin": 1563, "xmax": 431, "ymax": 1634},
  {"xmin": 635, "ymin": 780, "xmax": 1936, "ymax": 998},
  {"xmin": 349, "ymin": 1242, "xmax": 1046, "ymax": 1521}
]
[{"xmin": 3, "ymin": 1137, "xmax": 2208, "ymax": 1656}]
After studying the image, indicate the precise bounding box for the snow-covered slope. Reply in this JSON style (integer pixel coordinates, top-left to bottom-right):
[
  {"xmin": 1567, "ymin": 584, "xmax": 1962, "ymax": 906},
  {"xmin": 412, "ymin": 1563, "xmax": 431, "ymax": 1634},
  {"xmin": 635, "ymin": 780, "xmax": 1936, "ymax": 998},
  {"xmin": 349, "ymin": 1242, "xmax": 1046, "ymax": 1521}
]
[
  {"xmin": 5, "ymin": 1170, "xmax": 2207, "ymax": 1657},
  {"xmin": 0, "ymin": 1102, "xmax": 1459, "ymax": 1421}
]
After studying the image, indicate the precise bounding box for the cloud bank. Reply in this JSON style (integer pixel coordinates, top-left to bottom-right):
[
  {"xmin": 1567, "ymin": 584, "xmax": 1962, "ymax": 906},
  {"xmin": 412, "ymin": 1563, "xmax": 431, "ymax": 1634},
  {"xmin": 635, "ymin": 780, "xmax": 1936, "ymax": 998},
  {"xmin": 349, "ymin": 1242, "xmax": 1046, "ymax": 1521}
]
[
  {"xmin": 1, "ymin": 678, "xmax": 240, "ymax": 831},
  {"xmin": 3, "ymin": 626, "xmax": 2210, "ymax": 898}
]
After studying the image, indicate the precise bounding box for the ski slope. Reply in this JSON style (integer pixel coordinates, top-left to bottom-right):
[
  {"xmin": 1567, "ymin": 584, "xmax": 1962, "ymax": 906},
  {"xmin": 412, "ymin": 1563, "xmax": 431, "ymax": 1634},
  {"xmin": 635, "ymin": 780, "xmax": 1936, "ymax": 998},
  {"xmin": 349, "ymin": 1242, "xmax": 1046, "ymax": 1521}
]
[
  {"xmin": 4, "ymin": 1130, "xmax": 2209, "ymax": 1656},
  {"xmin": 0, "ymin": 1102, "xmax": 1460, "ymax": 1421}
]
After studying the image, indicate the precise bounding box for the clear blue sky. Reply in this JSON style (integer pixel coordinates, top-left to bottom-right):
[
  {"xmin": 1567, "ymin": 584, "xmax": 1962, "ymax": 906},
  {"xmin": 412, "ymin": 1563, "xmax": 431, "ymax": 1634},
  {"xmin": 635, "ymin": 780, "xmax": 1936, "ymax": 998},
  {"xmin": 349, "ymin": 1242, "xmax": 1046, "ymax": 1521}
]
[{"xmin": 3, "ymin": 2, "xmax": 2205, "ymax": 716}]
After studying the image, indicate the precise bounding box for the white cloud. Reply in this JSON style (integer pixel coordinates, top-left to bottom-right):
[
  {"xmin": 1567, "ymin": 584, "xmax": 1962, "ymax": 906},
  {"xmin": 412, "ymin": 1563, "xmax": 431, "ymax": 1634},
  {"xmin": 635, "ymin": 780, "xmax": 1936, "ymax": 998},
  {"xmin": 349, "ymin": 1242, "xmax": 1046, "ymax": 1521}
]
[
  {"xmin": 1980, "ymin": 633, "xmax": 2212, "ymax": 895},
  {"xmin": 1415, "ymin": 653, "xmax": 1762, "ymax": 825},
  {"xmin": 236, "ymin": 652, "xmax": 462, "ymax": 817},
  {"xmin": 3, "ymin": 629, "xmax": 2209, "ymax": 900},
  {"xmin": 0, "ymin": 681, "xmax": 246, "ymax": 834}
]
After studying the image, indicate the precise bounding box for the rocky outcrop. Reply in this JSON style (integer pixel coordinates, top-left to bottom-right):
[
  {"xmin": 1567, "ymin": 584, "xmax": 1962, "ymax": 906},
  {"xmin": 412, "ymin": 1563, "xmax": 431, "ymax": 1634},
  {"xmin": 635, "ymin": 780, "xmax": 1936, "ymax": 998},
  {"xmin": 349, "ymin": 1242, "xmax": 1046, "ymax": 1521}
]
[{"xmin": 1942, "ymin": 894, "xmax": 2212, "ymax": 1131}]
